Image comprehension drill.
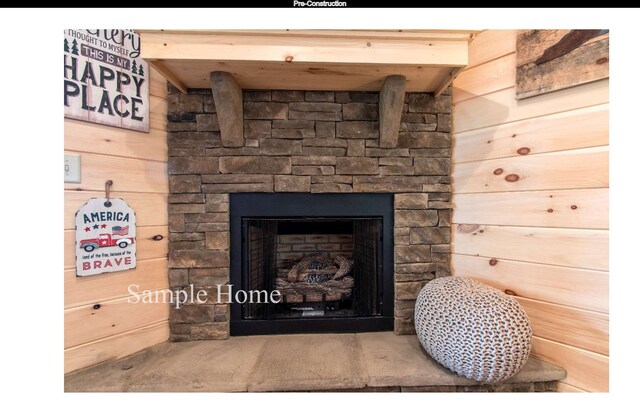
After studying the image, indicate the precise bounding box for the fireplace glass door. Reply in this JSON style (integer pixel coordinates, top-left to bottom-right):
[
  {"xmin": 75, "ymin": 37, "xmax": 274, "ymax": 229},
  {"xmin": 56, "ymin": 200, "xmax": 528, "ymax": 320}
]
[{"xmin": 230, "ymin": 192, "xmax": 393, "ymax": 335}]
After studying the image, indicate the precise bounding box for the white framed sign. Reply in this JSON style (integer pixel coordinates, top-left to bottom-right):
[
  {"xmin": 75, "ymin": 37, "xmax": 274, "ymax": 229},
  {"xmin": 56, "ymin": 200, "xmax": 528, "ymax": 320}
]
[
  {"xmin": 75, "ymin": 198, "xmax": 137, "ymax": 277},
  {"xmin": 64, "ymin": 29, "xmax": 149, "ymax": 132}
]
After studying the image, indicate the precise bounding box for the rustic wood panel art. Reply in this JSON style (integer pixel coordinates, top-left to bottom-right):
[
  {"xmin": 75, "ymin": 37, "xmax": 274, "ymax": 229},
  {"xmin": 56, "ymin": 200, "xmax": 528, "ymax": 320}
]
[{"xmin": 516, "ymin": 30, "xmax": 609, "ymax": 99}]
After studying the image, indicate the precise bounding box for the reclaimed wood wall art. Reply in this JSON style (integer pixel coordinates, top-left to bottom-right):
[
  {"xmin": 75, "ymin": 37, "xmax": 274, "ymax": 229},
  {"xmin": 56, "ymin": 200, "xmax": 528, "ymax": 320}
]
[{"xmin": 516, "ymin": 30, "xmax": 609, "ymax": 99}]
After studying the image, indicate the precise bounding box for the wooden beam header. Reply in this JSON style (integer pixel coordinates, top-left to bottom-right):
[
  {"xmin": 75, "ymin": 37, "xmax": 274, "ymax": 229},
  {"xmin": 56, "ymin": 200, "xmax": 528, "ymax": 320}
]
[{"xmin": 138, "ymin": 30, "xmax": 475, "ymax": 93}]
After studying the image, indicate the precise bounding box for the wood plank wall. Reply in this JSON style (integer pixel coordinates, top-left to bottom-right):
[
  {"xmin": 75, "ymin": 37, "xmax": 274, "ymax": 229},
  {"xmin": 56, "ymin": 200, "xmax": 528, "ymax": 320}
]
[
  {"xmin": 451, "ymin": 30, "xmax": 609, "ymax": 392},
  {"xmin": 63, "ymin": 67, "xmax": 169, "ymax": 373}
]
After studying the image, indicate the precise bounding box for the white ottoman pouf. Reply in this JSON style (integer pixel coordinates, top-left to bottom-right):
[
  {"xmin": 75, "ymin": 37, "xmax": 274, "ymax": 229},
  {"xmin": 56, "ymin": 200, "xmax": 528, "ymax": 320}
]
[{"xmin": 414, "ymin": 277, "xmax": 532, "ymax": 383}]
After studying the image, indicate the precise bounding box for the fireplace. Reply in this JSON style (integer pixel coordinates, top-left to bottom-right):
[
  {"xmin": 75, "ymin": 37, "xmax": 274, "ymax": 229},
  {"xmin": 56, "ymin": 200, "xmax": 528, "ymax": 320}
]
[
  {"xmin": 167, "ymin": 88, "xmax": 452, "ymax": 341},
  {"xmin": 230, "ymin": 193, "xmax": 394, "ymax": 335}
]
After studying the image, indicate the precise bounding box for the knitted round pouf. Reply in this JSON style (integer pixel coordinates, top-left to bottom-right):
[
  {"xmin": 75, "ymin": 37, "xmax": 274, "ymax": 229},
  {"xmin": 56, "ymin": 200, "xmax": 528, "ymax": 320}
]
[{"xmin": 414, "ymin": 277, "xmax": 532, "ymax": 383}]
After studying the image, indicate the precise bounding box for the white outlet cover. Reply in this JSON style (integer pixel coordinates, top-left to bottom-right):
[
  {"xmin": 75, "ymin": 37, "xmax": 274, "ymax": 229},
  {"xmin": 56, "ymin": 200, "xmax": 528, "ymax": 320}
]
[{"xmin": 64, "ymin": 154, "xmax": 81, "ymax": 183}]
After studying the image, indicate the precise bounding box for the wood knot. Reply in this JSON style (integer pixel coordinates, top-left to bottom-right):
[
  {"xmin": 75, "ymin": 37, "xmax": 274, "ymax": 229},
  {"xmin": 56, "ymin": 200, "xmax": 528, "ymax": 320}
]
[
  {"xmin": 517, "ymin": 147, "xmax": 531, "ymax": 155},
  {"xmin": 285, "ymin": 56, "xmax": 294, "ymax": 63},
  {"xmin": 493, "ymin": 168, "xmax": 504, "ymax": 175},
  {"xmin": 571, "ymin": 205, "xmax": 578, "ymax": 210},
  {"xmin": 596, "ymin": 57, "xmax": 608, "ymax": 64},
  {"xmin": 152, "ymin": 235, "xmax": 164, "ymax": 241},
  {"xmin": 505, "ymin": 174, "xmax": 520, "ymax": 182},
  {"xmin": 93, "ymin": 304, "xmax": 101, "ymax": 310},
  {"xmin": 504, "ymin": 289, "xmax": 516, "ymax": 296},
  {"xmin": 366, "ymin": 42, "xmax": 372, "ymax": 47},
  {"xmin": 547, "ymin": 208, "xmax": 554, "ymax": 213},
  {"xmin": 489, "ymin": 258, "xmax": 498, "ymax": 266}
]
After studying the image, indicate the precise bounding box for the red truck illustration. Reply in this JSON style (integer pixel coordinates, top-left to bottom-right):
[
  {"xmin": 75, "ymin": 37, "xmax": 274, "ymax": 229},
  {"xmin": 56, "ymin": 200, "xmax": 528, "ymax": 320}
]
[{"xmin": 79, "ymin": 234, "xmax": 135, "ymax": 252}]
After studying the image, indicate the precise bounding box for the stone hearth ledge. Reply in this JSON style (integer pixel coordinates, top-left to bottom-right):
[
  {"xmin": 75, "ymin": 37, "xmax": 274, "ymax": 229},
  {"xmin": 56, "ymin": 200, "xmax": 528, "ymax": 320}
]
[{"xmin": 64, "ymin": 332, "xmax": 565, "ymax": 392}]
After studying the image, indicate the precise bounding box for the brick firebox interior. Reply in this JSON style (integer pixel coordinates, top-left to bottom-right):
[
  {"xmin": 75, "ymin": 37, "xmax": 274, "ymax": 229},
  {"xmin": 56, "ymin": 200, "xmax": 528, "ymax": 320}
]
[{"xmin": 167, "ymin": 86, "xmax": 452, "ymax": 341}]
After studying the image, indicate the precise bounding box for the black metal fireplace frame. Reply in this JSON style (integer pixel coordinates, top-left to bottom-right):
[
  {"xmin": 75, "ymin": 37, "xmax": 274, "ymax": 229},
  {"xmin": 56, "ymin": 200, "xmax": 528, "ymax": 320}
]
[{"xmin": 229, "ymin": 193, "xmax": 394, "ymax": 336}]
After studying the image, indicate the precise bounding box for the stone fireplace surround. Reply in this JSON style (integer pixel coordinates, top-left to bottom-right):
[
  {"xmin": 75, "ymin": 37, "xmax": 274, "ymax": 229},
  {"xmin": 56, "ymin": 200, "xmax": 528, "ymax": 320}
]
[{"xmin": 167, "ymin": 85, "xmax": 452, "ymax": 341}]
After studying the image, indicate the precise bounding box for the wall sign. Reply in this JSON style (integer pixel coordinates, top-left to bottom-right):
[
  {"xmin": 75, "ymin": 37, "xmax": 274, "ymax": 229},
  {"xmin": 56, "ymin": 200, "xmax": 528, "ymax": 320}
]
[
  {"xmin": 75, "ymin": 198, "xmax": 137, "ymax": 277},
  {"xmin": 64, "ymin": 29, "xmax": 149, "ymax": 132},
  {"xmin": 516, "ymin": 29, "xmax": 609, "ymax": 99}
]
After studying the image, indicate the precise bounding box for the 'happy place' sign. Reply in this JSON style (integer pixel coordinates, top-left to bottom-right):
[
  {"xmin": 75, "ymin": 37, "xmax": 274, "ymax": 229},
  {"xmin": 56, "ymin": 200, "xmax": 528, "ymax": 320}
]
[{"xmin": 64, "ymin": 29, "xmax": 149, "ymax": 132}]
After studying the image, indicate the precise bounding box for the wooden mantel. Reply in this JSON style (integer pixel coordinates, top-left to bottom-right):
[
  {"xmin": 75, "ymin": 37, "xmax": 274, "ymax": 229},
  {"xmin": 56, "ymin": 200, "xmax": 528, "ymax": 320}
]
[{"xmin": 137, "ymin": 30, "xmax": 476, "ymax": 95}]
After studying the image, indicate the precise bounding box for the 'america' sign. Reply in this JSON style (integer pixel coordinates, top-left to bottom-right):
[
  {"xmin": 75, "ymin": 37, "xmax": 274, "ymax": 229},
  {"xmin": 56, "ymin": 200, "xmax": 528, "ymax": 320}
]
[{"xmin": 75, "ymin": 198, "xmax": 137, "ymax": 277}]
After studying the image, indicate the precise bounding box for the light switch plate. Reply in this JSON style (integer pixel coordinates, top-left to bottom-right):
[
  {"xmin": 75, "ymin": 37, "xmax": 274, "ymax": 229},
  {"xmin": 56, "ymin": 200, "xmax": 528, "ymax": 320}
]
[{"xmin": 64, "ymin": 154, "xmax": 81, "ymax": 183}]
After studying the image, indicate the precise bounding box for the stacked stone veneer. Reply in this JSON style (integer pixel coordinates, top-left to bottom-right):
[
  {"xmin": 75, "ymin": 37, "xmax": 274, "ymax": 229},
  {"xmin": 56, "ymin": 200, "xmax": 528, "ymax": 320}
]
[{"xmin": 167, "ymin": 85, "xmax": 452, "ymax": 341}]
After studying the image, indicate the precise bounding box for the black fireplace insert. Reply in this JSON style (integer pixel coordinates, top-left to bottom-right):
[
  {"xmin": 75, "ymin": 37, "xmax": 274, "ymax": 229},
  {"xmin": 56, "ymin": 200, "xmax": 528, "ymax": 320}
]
[{"xmin": 229, "ymin": 193, "xmax": 394, "ymax": 335}]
